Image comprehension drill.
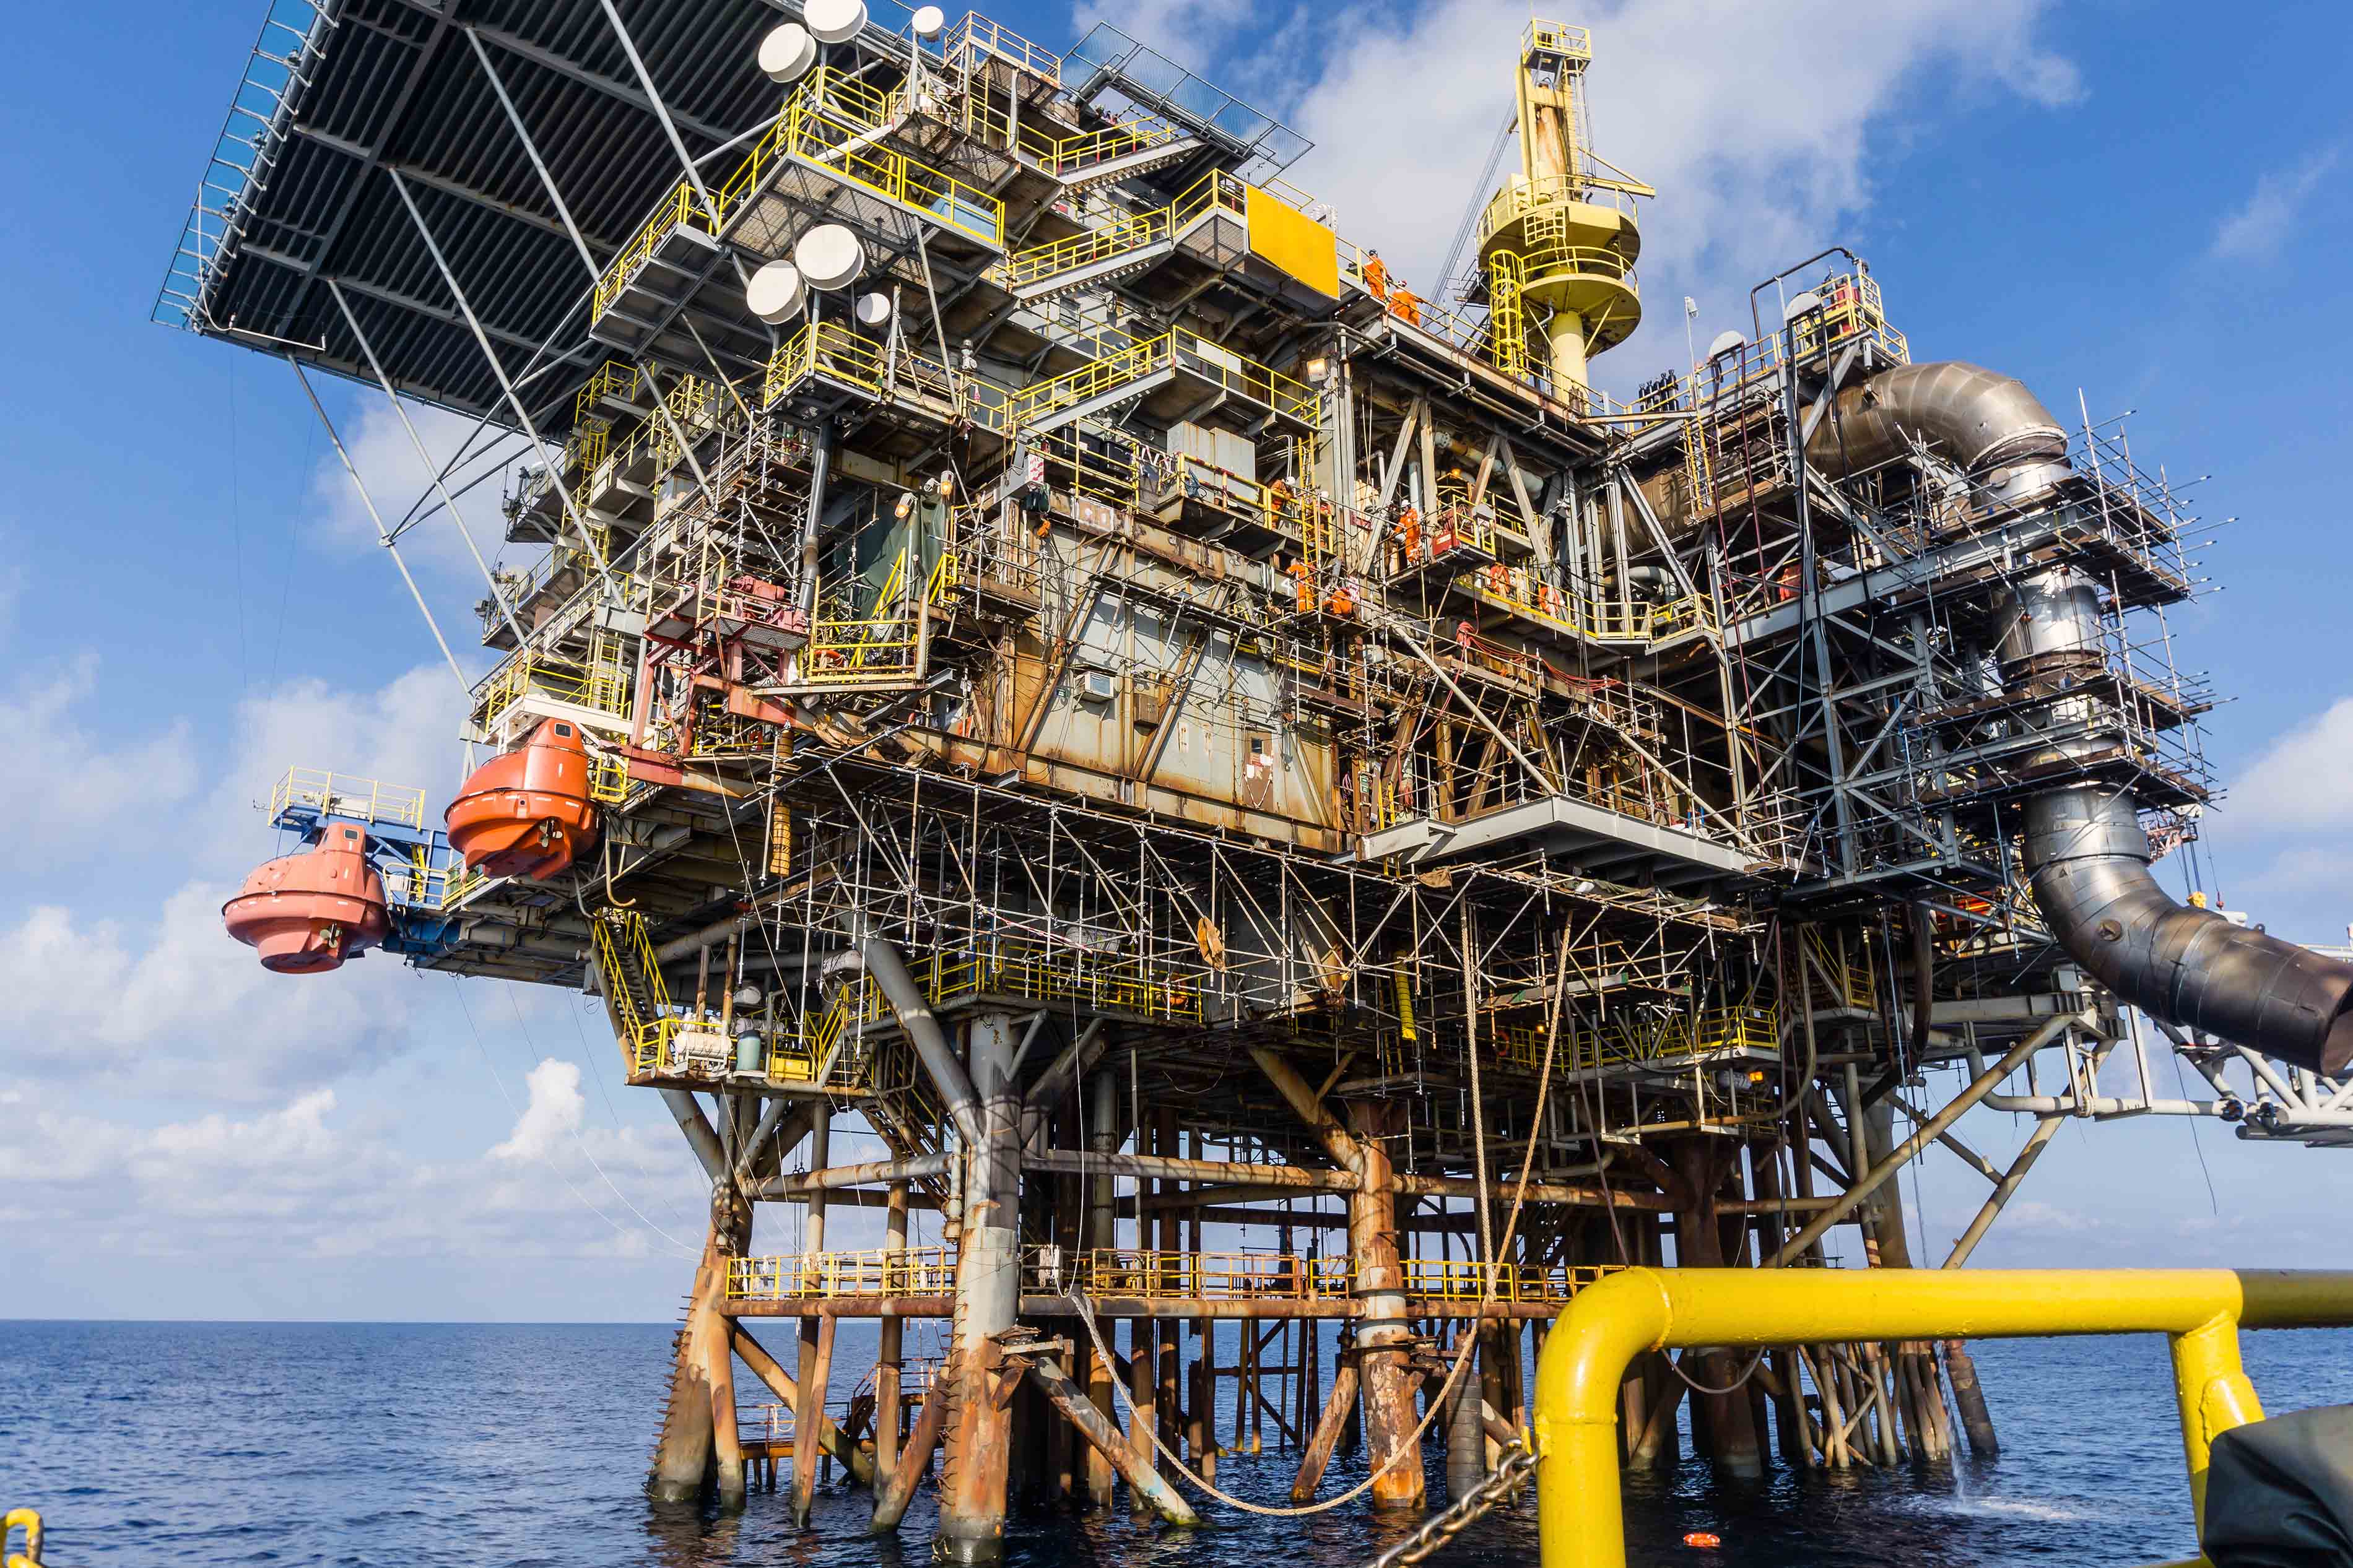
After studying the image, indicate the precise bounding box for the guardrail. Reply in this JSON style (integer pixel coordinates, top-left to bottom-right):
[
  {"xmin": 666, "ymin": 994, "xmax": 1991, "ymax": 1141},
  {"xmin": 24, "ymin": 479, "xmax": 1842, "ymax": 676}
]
[
  {"xmin": 1029, "ymin": 1249, "xmax": 1354, "ymax": 1301},
  {"xmin": 1400, "ymin": 1260, "xmax": 1617, "ymax": 1304},
  {"xmin": 269, "ymin": 767, "xmax": 426, "ymax": 831},
  {"xmin": 1007, "ymin": 325, "xmax": 1316, "ymax": 432},
  {"xmin": 729, "ymin": 1247, "xmax": 959, "ymax": 1299}
]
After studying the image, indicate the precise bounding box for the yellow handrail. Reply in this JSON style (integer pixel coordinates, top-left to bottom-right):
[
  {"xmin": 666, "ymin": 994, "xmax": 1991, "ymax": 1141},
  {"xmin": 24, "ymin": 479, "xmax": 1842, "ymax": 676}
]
[
  {"xmin": 1534, "ymin": 1268, "xmax": 2353, "ymax": 1568},
  {"xmin": 1007, "ymin": 327, "xmax": 1317, "ymax": 431},
  {"xmin": 268, "ymin": 766, "xmax": 426, "ymax": 830},
  {"xmin": 942, "ymin": 12, "xmax": 1060, "ymax": 86},
  {"xmin": 1001, "ymin": 167, "xmax": 1244, "ymax": 288},
  {"xmin": 729, "ymin": 1247, "xmax": 958, "ymax": 1299}
]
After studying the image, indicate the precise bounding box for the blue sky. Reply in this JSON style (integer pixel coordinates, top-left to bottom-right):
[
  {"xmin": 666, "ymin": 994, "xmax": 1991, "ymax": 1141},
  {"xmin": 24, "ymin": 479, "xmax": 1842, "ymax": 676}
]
[{"xmin": 3, "ymin": 0, "xmax": 2349, "ymax": 1321}]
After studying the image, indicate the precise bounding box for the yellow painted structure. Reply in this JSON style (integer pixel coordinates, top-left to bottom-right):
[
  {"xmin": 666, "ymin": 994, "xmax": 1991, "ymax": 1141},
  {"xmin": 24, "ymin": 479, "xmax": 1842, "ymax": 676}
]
[
  {"xmin": 1477, "ymin": 21, "xmax": 1649, "ymax": 392},
  {"xmin": 2, "ymin": 1510, "xmax": 41, "ymax": 1568},
  {"xmin": 1531, "ymin": 1268, "xmax": 2353, "ymax": 1568},
  {"xmin": 1245, "ymin": 183, "xmax": 1341, "ymax": 298}
]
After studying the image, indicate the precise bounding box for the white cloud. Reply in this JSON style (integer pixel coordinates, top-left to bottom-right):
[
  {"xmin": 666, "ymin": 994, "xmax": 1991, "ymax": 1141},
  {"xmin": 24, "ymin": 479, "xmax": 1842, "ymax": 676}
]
[
  {"xmin": 2229, "ymin": 694, "xmax": 2353, "ymax": 830},
  {"xmin": 0, "ymin": 654, "xmax": 198, "ymax": 859},
  {"xmin": 1071, "ymin": 0, "xmax": 1248, "ymax": 62},
  {"xmin": 492, "ymin": 1058, "xmax": 587, "ymax": 1162},
  {"xmin": 207, "ymin": 663, "xmax": 471, "ymax": 856},
  {"xmin": 2211, "ymin": 145, "xmax": 2341, "ymax": 262},
  {"xmin": 0, "ymin": 886, "xmax": 419, "ymax": 1099},
  {"xmin": 0, "ymin": 1073, "xmax": 706, "ymax": 1267}
]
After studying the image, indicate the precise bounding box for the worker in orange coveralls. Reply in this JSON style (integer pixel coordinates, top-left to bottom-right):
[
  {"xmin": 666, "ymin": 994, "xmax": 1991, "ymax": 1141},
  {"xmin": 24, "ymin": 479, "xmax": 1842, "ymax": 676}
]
[
  {"xmin": 1288, "ymin": 557, "xmax": 1315, "ymax": 613},
  {"xmin": 1363, "ymin": 248, "xmax": 1389, "ymax": 301},
  {"xmin": 1393, "ymin": 505, "xmax": 1422, "ymax": 568},
  {"xmin": 1389, "ymin": 283, "xmax": 1422, "ymax": 326}
]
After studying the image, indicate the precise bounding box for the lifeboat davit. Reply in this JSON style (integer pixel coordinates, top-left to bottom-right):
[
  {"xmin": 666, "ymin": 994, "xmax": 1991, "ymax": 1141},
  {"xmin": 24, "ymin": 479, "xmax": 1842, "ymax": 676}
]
[
  {"xmin": 445, "ymin": 717, "xmax": 599, "ymax": 881},
  {"xmin": 221, "ymin": 825, "xmax": 391, "ymax": 973}
]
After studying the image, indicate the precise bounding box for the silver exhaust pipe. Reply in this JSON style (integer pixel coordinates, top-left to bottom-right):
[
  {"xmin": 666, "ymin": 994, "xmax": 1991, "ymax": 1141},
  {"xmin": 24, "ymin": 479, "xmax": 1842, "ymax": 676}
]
[
  {"xmin": 1811, "ymin": 362, "xmax": 2353, "ymax": 1074},
  {"xmin": 2022, "ymin": 787, "xmax": 2353, "ymax": 1073}
]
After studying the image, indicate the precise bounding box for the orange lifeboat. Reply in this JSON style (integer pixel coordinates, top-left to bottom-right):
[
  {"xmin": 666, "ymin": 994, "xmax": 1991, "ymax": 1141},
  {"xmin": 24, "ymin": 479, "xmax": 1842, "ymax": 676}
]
[
  {"xmin": 222, "ymin": 824, "xmax": 391, "ymax": 973},
  {"xmin": 445, "ymin": 717, "xmax": 599, "ymax": 881}
]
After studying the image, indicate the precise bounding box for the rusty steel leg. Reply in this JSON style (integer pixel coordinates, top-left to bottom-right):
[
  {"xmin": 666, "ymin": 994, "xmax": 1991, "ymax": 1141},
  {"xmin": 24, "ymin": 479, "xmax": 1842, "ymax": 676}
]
[
  {"xmin": 1349, "ymin": 1099, "xmax": 1425, "ymax": 1510},
  {"xmin": 876, "ymin": 1182, "xmax": 907, "ymax": 1489},
  {"xmin": 731, "ymin": 1323, "xmax": 875, "ymax": 1484},
  {"xmin": 1478, "ymin": 1320, "xmax": 1511, "ymax": 1468},
  {"xmin": 650, "ymin": 1195, "xmax": 745, "ymax": 1504},
  {"xmin": 1292, "ymin": 1356, "xmax": 1359, "ymax": 1501},
  {"xmin": 1128, "ymin": 1320, "xmax": 1159, "ymax": 1510},
  {"xmin": 791, "ymin": 1315, "xmax": 837, "ymax": 1524},
  {"xmin": 1083, "ymin": 1070, "xmax": 1119, "ymax": 1509},
  {"xmin": 870, "ymin": 1377, "xmax": 949, "ymax": 1534},
  {"xmin": 1446, "ymin": 1329, "xmax": 1485, "ymax": 1496},
  {"xmin": 936, "ymin": 1011, "xmax": 1024, "ymax": 1564},
  {"xmin": 1668, "ymin": 1137, "xmax": 1763, "ymax": 1476},
  {"xmin": 1942, "ymin": 1338, "xmax": 2000, "ymax": 1456},
  {"xmin": 1030, "ymin": 1354, "xmax": 1199, "ymax": 1528},
  {"xmin": 790, "ymin": 1110, "xmax": 833, "ymax": 1527}
]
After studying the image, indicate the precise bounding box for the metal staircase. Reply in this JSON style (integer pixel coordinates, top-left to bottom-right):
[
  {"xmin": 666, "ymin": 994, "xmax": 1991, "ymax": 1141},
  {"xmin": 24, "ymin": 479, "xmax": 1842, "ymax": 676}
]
[{"xmin": 592, "ymin": 909, "xmax": 671, "ymax": 1072}]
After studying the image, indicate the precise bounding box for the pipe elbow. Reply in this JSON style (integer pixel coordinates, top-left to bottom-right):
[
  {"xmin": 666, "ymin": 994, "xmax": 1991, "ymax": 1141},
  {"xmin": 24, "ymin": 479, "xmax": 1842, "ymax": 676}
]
[
  {"xmin": 1807, "ymin": 360, "xmax": 2071, "ymax": 501},
  {"xmin": 1534, "ymin": 1268, "xmax": 1671, "ymax": 1451},
  {"xmin": 2024, "ymin": 787, "xmax": 2353, "ymax": 1076}
]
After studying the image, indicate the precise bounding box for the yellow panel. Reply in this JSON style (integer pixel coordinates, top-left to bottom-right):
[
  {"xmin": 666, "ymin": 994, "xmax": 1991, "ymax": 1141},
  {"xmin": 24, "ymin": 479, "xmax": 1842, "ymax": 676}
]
[{"xmin": 1244, "ymin": 184, "xmax": 1339, "ymax": 299}]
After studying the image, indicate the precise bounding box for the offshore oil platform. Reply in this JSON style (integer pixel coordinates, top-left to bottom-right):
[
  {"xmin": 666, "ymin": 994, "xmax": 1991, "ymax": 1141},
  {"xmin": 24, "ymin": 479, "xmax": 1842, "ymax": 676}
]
[{"xmin": 164, "ymin": 1, "xmax": 2353, "ymax": 1561}]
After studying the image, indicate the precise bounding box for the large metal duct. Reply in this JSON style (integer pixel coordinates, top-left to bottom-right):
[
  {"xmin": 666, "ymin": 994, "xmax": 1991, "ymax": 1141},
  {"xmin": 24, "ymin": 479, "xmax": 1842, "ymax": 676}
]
[
  {"xmin": 1811, "ymin": 362, "xmax": 2353, "ymax": 1074},
  {"xmin": 1805, "ymin": 360, "xmax": 2073, "ymax": 504},
  {"xmin": 2020, "ymin": 789, "xmax": 2353, "ymax": 1077}
]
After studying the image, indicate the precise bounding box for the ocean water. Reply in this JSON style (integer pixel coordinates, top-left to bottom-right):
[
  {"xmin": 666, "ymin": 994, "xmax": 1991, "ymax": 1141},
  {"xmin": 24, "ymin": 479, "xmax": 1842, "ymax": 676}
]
[{"xmin": 6, "ymin": 1319, "xmax": 2349, "ymax": 1567}]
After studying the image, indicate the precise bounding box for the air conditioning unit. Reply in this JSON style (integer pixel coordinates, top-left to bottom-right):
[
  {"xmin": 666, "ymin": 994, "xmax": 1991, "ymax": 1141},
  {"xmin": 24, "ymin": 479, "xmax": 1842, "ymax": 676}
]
[{"xmin": 1076, "ymin": 669, "xmax": 1116, "ymax": 704}]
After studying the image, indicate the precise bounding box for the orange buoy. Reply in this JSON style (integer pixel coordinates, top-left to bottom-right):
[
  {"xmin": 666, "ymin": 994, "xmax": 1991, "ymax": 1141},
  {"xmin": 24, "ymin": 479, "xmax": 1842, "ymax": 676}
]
[
  {"xmin": 1682, "ymin": 1531, "xmax": 1723, "ymax": 1549},
  {"xmin": 445, "ymin": 717, "xmax": 600, "ymax": 881},
  {"xmin": 221, "ymin": 824, "xmax": 391, "ymax": 973}
]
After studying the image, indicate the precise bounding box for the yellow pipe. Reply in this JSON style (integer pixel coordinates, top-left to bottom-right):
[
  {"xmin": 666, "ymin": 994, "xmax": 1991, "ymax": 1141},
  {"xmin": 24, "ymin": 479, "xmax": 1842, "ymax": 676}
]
[
  {"xmin": 1532, "ymin": 1268, "xmax": 2353, "ymax": 1568},
  {"xmin": 3, "ymin": 1509, "xmax": 41, "ymax": 1568}
]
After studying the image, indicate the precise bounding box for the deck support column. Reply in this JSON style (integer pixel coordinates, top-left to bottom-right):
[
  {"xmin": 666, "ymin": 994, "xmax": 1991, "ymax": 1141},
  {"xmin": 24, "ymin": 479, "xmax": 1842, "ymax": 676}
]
[
  {"xmin": 791, "ymin": 1111, "xmax": 835, "ymax": 1527},
  {"xmin": 650, "ymin": 1180, "xmax": 750, "ymax": 1504},
  {"xmin": 1084, "ymin": 1070, "xmax": 1119, "ymax": 1507},
  {"xmin": 1348, "ymin": 1098, "xmax": 1425, "ymax": 1510},
  {"xmin": 1445, "ymin": 1325, "xmax": 1486, "ymax": 1496},
  {"xmin": 937, "ymin": 1011, "xmax": 1024, "ymax": 1564},
  {"xmin": 876, "ymin": 1182, "xmax": 908, "ymax": 1488},
  {"xmin": 1292, "ymin": 1353, "xmax": 1359, "ymax": 1500},
  {"xmin": 1669, "ymin": 1137, "xmax": 1763, "ymax": 1476}
]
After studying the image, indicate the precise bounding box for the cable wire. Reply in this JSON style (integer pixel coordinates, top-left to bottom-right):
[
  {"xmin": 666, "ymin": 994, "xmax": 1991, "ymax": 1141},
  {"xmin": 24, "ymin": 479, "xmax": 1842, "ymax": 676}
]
[{"xmin": 1063, "ymin": 919, "xmax": 1580, "ymax": 1517}]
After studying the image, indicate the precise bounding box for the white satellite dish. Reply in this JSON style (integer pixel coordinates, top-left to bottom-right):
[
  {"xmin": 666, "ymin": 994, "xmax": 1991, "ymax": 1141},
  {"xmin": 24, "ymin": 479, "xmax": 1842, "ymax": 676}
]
[
  {"xmin": 804, "ymin": 0, "xmax": 867, "ymax": 45},
  {"xmin": 746, "ymin": 259, "xmax": 806, "ymax": 324},
  {"xmin": 853, "ymin": 291, "xmax": 894, "ymax": 328},
  {"xmin": 1783, "ymin": 290, "xmax": 1820, "ymax": 322},
  {"xmin": 1707, "ymin": 329, "xmax": 1744, "ymax": 359},
  {"xmin": 795, "ymin": 224, "xmax": 866, "ymax": 292},
  {"xmin": 911, "ymin": 5, "xmax": 946, "ymax": 38},
  {"xmin": 756, "ymin": 22, "xmax": 817, "ymax": 82}
]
